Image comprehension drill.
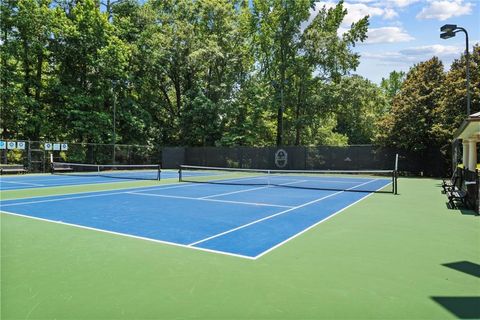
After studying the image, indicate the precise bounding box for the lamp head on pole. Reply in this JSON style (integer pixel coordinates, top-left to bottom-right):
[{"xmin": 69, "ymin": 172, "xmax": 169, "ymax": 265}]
[
  {"xmin": 440, "ymin": 24, "xmax": 457, "ymax": 33},
  {"xmin": 440, "ymin": 31, "xmax": 456, "ymax": 39}
]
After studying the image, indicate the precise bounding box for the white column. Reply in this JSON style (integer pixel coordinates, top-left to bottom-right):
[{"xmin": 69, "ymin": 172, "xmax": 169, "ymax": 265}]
[
  {"xmin": 468, "ymin": 139, "xmax": 477, "ymax": 171},
  {"xmin": 462, "ymin": 139, "xmax": 469, "ymax": 169}
]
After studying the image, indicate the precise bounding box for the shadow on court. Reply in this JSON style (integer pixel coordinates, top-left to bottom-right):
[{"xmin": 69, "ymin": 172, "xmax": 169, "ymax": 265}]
[
  {"xmin": 442, "ymin": 261, "xmax": 480, "ymax": 278},
  {"xmin": 431, "ymin": 297, "xmax": 480, "ymax": 319},
  {"xmin": 431, "ymin": 261, "xmax": 480, "ymax": 318}
]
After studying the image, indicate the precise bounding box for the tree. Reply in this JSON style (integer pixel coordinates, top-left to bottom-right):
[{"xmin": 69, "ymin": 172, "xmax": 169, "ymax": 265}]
[
  {"xmin": 380, "ymin": 70, "xmax": 406, "ymax": 104},
  {"xmin": 49, "ymin": 0, "xmax": 131, "ymax": 145},
  {"xmin": 331, "ymin": 75, "xmax": 388, "ymax": 144},
  {"xmin": 432, "ymin": 45, "xmax": 480, "ymax": 145},
  {"xmin": 250, "ymin": 0, "xmax": 368, "ymax": 146},
  {"xmin": 0, "ymin": 0, "xmax": 58, "ymax": 140},
  {"xmin": 376, "ymin": 57, "xmax": 445, "ymax": 151}
]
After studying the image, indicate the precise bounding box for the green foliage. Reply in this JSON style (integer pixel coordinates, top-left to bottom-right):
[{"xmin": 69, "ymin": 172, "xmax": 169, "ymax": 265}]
[
  {"xmin": 376, "ymin": 46, "xmax": 479, "ymax": 151},
  {"xmin": 376, "ymin": 57, "xmax": 446, "ymax": 151},
  {"xmin": 380, "ymin": 70, "xmax": 406, "ymax": 104},
  {"xmin": 331, "ymin": 75, "xmax": 389, "ymax": 144},
  {"xmin": 2, "ymin": 0, "xmax": 474, "ymax": 153},
  {"xmin": 431, "ymin": 45, "xmax": 480, "ymax": 144},
  {"xmin": 248, "ymin": 0, "xmax": 369, "ymax": 145}
]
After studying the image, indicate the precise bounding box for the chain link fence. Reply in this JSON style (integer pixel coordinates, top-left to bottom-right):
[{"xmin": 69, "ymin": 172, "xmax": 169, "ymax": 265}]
[
  {"xmin": 0, "ymin": 140, "xmax": 161, "ymax": 173},
  {"xmin": 1, "ymin": 141, "xmax": 449, "ymax": 177},
  {"xmin": 162, "ymin": 145, "xmax": 448, "ymax": 177}
]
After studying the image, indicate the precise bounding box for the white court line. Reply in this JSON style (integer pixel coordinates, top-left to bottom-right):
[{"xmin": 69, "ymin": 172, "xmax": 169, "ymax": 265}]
[
  {"xmin": 127, "ymin": 192, "xmax": 293, "ymax": 208},
  {"xmin": 0, "ymin": 183, "xmax": 199, "ymax": 206},
  {"xmin": 0, "ymin": 178, "xmax": 216, "ymax": 203},
  {"xmin": 1, "ymin": 179, "xmax": 141, "ymax": 190},
  {"xmin": 0, "ymin": 171, "xmax": 179, "ymax": 190},
  {"xmin": 188, "ymin": 179, "xmax": 378, "ymax": 247},
  {"xmin": 0, "ymin": 177, "xmax": 287, "ymax": 207},
  {"xmin": 0, "ymin": 190, "xmax": 136, "ymax": 207},
  {"xmin": 199, "ymin": 180, "xmax": 308, "ymax": 199},
  {"xmin": 1, "ymin": 181, "xmax": 45, "ymax": 187},
  {"xmin": 0, "ymin": 178, "xmax": 393, "ymax": 260},
  {"xmin": 1, "ymin": 175, "xmax": 110, "ymax": 183},
  {"xmin": 254, "ymin": 181, "xmax": 391, "ymax": 259},
  {"xmin": 0, "ymin": 210, "xmax": 256, "ymax": 260}
]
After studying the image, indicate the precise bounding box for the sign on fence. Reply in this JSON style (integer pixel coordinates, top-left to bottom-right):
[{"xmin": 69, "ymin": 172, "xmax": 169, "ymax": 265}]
[
  {"xmin": 17, "ymin": 141, "xmax": 26, "ymax": 150},
  {"xmin": 274, "ymin": 149, "xmax": 288, "ymax": 168},
  {"xmin": 7, "ymin": 141, "xmax": 16, "ymax": 149},
  {"xmin": 61, "ymin": 143, "xmax": 68, "ymax": 151},
  {"xmin": 44, "ymin": 143, "xmax": 52, "ymax": 150},
  {"xmin": 0, "ymin": 141, "xmax": 5, "ymax": 150},
  {"xmin": 53, "ymin": 143, "xmax": 60, "ymax": 151}
]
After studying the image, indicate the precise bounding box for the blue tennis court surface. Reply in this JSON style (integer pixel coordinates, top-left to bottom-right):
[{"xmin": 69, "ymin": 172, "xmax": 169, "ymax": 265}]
[
  {"xmin": 0, "ymin": 170, "xmax": 190, "ymax": 190},
  {"xmin": 0, "ymin": 175, "xmax": 391, "ymax": 259}
]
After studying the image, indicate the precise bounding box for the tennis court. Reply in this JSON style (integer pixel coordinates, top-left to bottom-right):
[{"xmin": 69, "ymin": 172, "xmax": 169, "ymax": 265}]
[
  {"xmin": 0, "ymin": 168, "xmax": 200, "ymax": 191},
  {"xmin": 2, "ymin": 172, "xmax": 479, "ymax": 319},
  {"xmin": 1, "ymin": 168, "xmax": 392, "ymax": 259}
]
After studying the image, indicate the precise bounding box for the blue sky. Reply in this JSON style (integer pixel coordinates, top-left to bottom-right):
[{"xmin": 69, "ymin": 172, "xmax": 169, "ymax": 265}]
[{"xmin": 312, "ymin": 0, "xmax": 479, "ymax": 83}]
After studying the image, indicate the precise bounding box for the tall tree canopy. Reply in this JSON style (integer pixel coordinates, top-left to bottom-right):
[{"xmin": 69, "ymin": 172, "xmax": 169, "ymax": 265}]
[
  {"xmin": 377, "ymin": 46, "xmax": 480, "ymax": 151},
  {"xmin": 376, "ymin": 57, "xmax": 445, "ymax": 151},
  {"xmin": 1, "ymin": 0, "xmax": 478, "ymax": 152}
]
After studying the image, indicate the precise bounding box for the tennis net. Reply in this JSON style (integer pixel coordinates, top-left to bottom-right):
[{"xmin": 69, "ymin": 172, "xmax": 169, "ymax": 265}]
[
  {"xmin": 179, "ymin": 165, "xmax": 398, "ymax": 194},
  {"xmin": 51, "ymin": 162, "xmax": 161, "ymax": 181}
]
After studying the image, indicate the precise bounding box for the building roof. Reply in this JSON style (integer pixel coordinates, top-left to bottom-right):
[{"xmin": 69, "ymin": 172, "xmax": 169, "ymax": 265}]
[{"xmin": 454, "ymin": 111, "xmax": 480, "ymax": 140}]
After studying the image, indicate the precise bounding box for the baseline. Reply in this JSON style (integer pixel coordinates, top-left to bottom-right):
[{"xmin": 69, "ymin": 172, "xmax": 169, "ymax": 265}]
[{"xmin": 0, "ymin": 210, "xmax": 256, "ymax": 260}]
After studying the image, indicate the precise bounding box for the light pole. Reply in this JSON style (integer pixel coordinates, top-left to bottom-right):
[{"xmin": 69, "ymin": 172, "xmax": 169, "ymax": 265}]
[
  {"xmin": 440, "ymin": 24, "xmax": 471, "ymax": 116},
  {"xmin": 111, "ymin": 84, "xmax": 116, "ymax": 165}
]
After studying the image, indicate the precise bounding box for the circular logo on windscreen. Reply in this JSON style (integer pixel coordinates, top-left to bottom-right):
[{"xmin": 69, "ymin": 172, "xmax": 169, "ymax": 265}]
[{"xmin": 275, "ymin": 149, "xmax": 288, "ymax": 168}]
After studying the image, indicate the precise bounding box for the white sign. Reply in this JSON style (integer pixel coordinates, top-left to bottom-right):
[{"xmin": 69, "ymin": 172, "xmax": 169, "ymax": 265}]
[
  {"xmin": 44, "ymin": 143, "xmax": 52, "ymax": 150},
  {"xmin": 17, "ymin": 141, "xmax": 26, "ymax": 150},
  {"xmin": 275, "ymin": 149, "xmax": 288, "ymax": 168},
  {"xmin": 61, "ymin": 143, "xmax": 68, "ymax": 151},
  {"xmin": 53, "ymin": 143, "xmax": 61, "ymax": 151},
  {"xmin": 0, "ymin": 141, "xmax": 5, "ymax": 150},
  {"xmin": 7, "ymin": 141, "xmax": 16, "ymax": 149}
]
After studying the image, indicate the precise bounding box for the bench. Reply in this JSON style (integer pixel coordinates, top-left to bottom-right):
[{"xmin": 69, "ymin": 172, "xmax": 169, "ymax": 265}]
[
  {"xmin": 442, "ymin": 175, "xmax": 458, "ymax": 193},
  {"xmin": 447, "ymin": 189, "xmax": 468, "ymax": 209},
  {"xmin": 0, "ymin": 164, "xmax": 28, "ymax": 175},
  {"xmin": 50, "ymin": 165, "xmax": 74, "ymax": 174}
]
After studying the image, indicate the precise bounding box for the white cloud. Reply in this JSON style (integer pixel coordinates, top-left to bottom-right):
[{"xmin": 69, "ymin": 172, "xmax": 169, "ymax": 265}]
[
  {"xmin": 341, "ymin": 3, "xmax": 386, "ymax": 24},
  {"xmin": 351, "ymin": 0, "xmax": 418, "ymax": 5},
  {"xmin": 349, "ymin": 0, "xmax": 378, "ymax": 3},
  {"xmin": 362, "ymin": 44, "xmax": 463, "ymax": 64},
  {"xmin": 364, "ymin": 27, "xmax": 414, "ymax": 44},
  {"xmin": 385, "ymin": 0, "xmax": 421, "ymax": 7},
  {"xmin": 416, "ymin": 0, "xmax": 474, "ymax": 21},
  {"xmin": 383, "ymin": 8, "xmax": 399, "ymax": 19},
  {"xmin": 400, "ymin": 44, "xmax": 463, "ymax": 56},
  {"xmin": 313, "ymin": 2, "xmax": 398, "ymax": 27},
  {"xmin": 305, "ymin": 3, "xmax": 412, "ymax": 44}
]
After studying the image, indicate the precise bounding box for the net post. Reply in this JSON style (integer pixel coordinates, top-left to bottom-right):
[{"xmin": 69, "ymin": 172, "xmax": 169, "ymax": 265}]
[
  {"xmin": 178, "ymin": 166, "xmax": 182, "ymax": 182},
  {"xmin": 157, "ymin": 164, "xmax": 161, "ymax": 181},
  {"xmin": 394, "ymin": 153, "xmax": 399, "ymax": 195},
  {"xmin": 391, "ymin": 171, "xmax": 395, "ymax": 194},
  {"xmin": 396, "ymin": 167, "xmax": 399, "ymax": 195}
]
